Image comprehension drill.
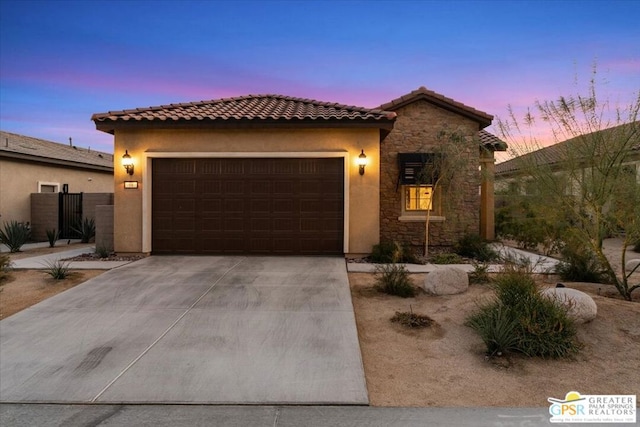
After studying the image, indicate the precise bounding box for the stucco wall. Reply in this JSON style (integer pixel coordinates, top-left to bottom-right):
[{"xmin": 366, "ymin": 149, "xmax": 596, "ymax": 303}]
[
  {"xmin": 380, "ymin": 100, "xmax": 481, "ymax": 249},
  {"xmin": 112, "ymin": 127, "xmax": 380, "ymax": 255},
  {"xmin": 0, "ymin": 159, "xmax": 113, "ymax": 226}
]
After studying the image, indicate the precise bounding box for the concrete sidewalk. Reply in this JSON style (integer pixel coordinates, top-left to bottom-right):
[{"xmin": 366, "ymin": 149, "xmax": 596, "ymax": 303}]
[
  {"xmin": 8, "ymin": 245, "xmax": 135, "ymax": 270},
  {"xmin": 0, "ymin": 404, "xmax": 555, "ymax": 427},
  {"xmin": 347, "ymin": 243, "xmax": 560, "ymax": 274}
]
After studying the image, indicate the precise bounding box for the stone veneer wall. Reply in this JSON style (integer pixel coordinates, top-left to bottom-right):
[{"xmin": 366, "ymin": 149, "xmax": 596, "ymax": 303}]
[{"xmin": 380, "ymin": 100, "xmax": 481, "ymax": 249}]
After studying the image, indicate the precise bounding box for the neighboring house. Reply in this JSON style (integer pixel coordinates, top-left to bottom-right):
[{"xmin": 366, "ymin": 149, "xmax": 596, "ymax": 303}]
[
  {"xmin": 0, "ymin": 131, "xmax": 114, "ymax": 226},
  {"xmin": 495, "ymin": 123, "xmax": 640, "ymax": 193},
  {"xmin": 91, "ymin": 88, "xmax": 506, "ymax": 256}
]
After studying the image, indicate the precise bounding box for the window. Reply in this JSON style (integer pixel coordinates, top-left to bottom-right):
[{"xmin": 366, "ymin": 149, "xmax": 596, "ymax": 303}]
[
  {"xmin": 38, "ymin": 182, "xmax": 59, "ymax": 193},
  {"xmin": 405, "ymin": 185, "xmax": 433, "ymax": 211}
]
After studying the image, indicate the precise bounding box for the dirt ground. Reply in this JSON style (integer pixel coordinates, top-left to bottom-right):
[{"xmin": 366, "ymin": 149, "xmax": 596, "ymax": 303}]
[{"xmin": 0, "ymin": 244, "xmax": 104, "ymax": 320}]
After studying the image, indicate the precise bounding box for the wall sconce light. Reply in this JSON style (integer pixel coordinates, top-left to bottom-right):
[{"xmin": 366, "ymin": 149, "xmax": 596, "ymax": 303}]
[
  {"xmin": 357, "ymin": 149, "xmax": 367, "ymax": 175},
  {"xmin": 122, "ymin": 150, "xmax": 134, "ymax": 175}
]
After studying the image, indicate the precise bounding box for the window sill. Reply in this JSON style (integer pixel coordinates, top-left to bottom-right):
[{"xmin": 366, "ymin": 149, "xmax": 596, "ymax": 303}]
[{"xmin": 398, "ymin": 215, "xmax": 446, "ymax": 222}]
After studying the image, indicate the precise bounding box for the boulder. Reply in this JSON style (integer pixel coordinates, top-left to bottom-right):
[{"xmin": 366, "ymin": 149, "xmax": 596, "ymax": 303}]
[
  {"xmin": 625, "ymin": 259, "xmax": 640, "ymax": 273},
  {"xmin": 541, "ymin": 288, "xmax": 597, "ymax": 324},
  {"xmin": 423, "ymin": 267, "xmax": 469, "ymax": 295}
]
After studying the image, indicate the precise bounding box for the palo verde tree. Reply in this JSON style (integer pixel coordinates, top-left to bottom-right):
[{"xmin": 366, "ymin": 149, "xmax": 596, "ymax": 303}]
[
  {"xmin": 498, "ymin": 67, "xmax": 640, "ymax": 300},
  {"xmin": 416, "ymin": 127, "xmax": 474, "ymax": 257}
]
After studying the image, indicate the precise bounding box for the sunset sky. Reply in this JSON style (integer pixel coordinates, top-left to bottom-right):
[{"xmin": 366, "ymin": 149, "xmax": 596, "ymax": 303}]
[{"xmin": 1, "ymin": 0, "xmax": 639, "ymax": 157}]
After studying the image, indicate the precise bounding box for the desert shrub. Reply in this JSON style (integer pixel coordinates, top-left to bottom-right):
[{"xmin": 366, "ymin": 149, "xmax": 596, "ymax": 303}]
[
  {"xmin": 466, "ymin": 267, "xmax": 580, "ymax": 358},
  {"xmin": 430, "ymin": 252, "xmax": 463, "ymax": 264},
  {"xmin": 391, "ymin": 308, "xmax": 434, "ymax": 328},
  {"xmin": 46, "ymin": 229, "xmax": 59, "ymax": 248},
  {"xmin": 0, "ymin": 221, "xmax": 31, "ymax": 253},
  {"xmin": 455, "ymin": 234, "xmax": 498, "ymax": 262},
  {"xmin": 44, "ymin": 260, "xmax": 71, "ymax": 280},
  {"xmin": 466, "ymin": 305, "xmax": 519, "ymax": 356},
  {"xmin": 374, "ymin": 263, "xmax": 416, "ymax": 298},
  {"xmin": 95, "ymin": 245, "xmax": 111, "ymax": 259},
  {"xmin": 633, "ymin": 240, "xmax": 640, "ymax": 253},
  {"xmin": 1, "ymin": 254, "xmax": 12, "ymax": 281},
  {"xmin": 469, "ymin": 261, "xmax": 491, "ymax": 284},
  {"xmin": 555, "ymin": 245, "xmax": 607, "ymax": 283},
  {"xmin": 72, "ymin": 218, "xmax": 95, "ymax": 243},
  {"xmin": 370, "ymin": 241, "xmax": 418, "ymax": 264}
]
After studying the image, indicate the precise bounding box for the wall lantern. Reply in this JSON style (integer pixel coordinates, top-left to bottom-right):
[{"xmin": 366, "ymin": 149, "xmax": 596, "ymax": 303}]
[
  {"xmin": 357, "ymin": 149, "xmax": 367, "ymax": 175},
  {"xmin": 122, "ymin": 150, "xmax": 134, "ymax": 175}
]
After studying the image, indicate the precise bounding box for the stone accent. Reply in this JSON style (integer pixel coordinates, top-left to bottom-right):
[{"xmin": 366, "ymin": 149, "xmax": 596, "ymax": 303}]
[
  {"xmin": 380, "ymin": 100, "xmax": 481, "ymax": 250},
  {"xmin": 423, "ymin": 266, "xmax": 469, "ymax": 295},
  {"xmin": 541, "ymin": 288, "xmax": 597, "ymax": 324},
  {"xmin": 95, "ymin": 205, "xmax": 114, "ymax": 252}
]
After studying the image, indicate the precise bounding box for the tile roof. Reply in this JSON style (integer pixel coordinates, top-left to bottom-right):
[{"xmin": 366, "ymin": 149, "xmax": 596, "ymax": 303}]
[
  {"xmin": 0, "ymin": 130, "xmax": 114, "ymax": 171},
  {"xmin": 478, "ymin": 130, "xmax": 508, "ymax": 151},
  {"xmin": 92, "ymin": 94, "xmax": 397, "ymax": 133},
  {"xmin": 495, "ymin": 122, "xmax": 640, "ymax": 176},
  {"xmin": 379, "ymin": 86, "xmax": 493, "ymax": 128}
]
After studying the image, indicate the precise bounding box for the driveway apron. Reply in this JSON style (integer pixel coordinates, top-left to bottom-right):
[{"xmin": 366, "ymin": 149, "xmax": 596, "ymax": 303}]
[{"xmin": 0, "ymin": 256, "xmax": 368, "ymax": 404}]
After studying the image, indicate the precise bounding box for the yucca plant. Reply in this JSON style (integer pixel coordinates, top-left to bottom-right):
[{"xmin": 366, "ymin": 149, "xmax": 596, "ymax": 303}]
[
  {"xmin": 44, "ymin": 259, "xmax": 71, "ymax": 280},
  {"xmin": 46, "ymin": 228, "xmax": 59, "ymax": 248},
  {"xmin": 0, "ymin": 221, "xmax": 31, "ymax": 252}
]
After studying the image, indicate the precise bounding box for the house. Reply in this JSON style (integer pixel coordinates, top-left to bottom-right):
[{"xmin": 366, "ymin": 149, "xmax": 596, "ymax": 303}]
[
  {"xmin": 495, "ymin": 123, "xmax": 640, "ymax": 192},
  {"xmin": 91, "ymin": 88, "xmax": 506, "ymax": 256},
  {"xmin": 0, "ymin": 131, "xmax": 114, "ymax": 229}
]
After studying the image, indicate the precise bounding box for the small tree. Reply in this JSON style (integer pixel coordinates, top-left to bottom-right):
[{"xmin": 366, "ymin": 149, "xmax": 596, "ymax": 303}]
[
  {"xmin": 416, "ymin": 128, "xmax": 474, "ymax": 256},
  {"xmin": 498, "ymin": 66, "xmax": 640, "ymax": 300}
]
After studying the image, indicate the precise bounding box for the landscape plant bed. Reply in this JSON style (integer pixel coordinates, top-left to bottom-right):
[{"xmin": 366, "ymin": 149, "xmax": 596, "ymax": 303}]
[{"xmin": 349, "ymin": 272, "xmax": 640, "ymax": 407}]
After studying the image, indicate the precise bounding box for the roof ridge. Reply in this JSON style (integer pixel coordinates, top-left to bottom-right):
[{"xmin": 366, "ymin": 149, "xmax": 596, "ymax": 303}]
[{"xmin": 102, "ymin": 93, "xmax": 393, "ymax": 118}]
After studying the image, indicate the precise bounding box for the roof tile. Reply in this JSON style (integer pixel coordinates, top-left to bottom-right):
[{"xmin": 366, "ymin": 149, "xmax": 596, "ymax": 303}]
[{"xmin": 92, "ymin": 94, "xmax": 397, "ymax": 130}]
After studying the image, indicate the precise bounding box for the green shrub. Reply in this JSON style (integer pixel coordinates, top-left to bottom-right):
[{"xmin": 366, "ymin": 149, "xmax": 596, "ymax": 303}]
[
  {"xmin": 46, "ymin": 229, "xmax": 59, "ymax": 248},
  {"xmin": 430, "ymin": 252, "xmax": 463, "ymax": 264},
  {"xmin": 469, "ymin": 261, "xmax": 491, "ymax": 284},
  {"xmin": 370, "ymin": 241, "xmax": 418, "ymax": 264},
  {"xmin": 1, "ymin": 254, "xmax": 12, "ymax": 282},
  {"xmin": 95, "ymin": 245, "xmax": 111, "ymax": 259},
  {"xmin": 374, "ymin": 263, "xmax": 416, "ymax": 298},
  {"xmin": 555, "ymin": 246, "xmax": 607, "ymax": 283},
  {"xmin": 466, "ymin": 305, "xmax": 519, "ymax": 356},
  {"xmin": 466, "ymin": 267, "xmax": 580, "ymax": 358},
  {"xmin": 44, "ymin": 260, "xmax": 71, "ymax": 280},
  {"xmin": 72, "ymin": 218, "xmax": 95, "ymax": 243},
  {"xmin": 455, "ymin": 234, "xmax": 498, "ymax": 262},
  {"xmin": 391, "ymin": 308, "xmax": 434, "ymax": 328},
  {"xmin": 0, "ymin": 221, "xmax": 31, "ymax": 253}
]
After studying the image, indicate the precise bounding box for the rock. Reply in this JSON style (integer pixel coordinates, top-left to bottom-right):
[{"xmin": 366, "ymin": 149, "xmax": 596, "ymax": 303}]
[
  {"xmin": 625, "ymin": 259, "xmax": 640, "ymax": 273},
  {"xmin": 423, "ymin": 267, "xmax": 469, "ymax": 295},
  {"xmin": 541, "ymin": 288, "xmax": 597, "ymax": 324}
]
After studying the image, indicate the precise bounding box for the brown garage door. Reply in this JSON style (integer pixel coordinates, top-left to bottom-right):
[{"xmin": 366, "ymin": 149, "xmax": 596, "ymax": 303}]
[{"xmin": 152, "ymin": 158, "xmax": 344, "ymax": 255}]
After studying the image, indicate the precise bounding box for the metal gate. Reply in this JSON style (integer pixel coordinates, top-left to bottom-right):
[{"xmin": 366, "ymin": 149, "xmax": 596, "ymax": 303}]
[{"xmin": 58, "ymin": 193, "xmax": 83, "ymax": 239}]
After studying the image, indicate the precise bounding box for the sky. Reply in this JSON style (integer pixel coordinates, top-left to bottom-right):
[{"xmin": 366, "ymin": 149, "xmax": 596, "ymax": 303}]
[{"xmin": 1, "ymin": 0, "xmax": 639, "ymax": 158}]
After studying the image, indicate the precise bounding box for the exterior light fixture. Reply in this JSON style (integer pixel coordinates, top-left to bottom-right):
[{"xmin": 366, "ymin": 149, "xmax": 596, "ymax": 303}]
[
  {"xmin": 122, "ymin": 150, "xmax": 134, "ymax": 175},
  {"xmin": 357, "ymin": 149, "xmax": 367, "ymax": 175}
]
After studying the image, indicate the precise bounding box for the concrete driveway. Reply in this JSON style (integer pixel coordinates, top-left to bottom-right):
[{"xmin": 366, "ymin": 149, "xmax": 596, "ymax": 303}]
[{"xmin": 0, "ymin": 256, "xmax": 367, "ymax": 404}]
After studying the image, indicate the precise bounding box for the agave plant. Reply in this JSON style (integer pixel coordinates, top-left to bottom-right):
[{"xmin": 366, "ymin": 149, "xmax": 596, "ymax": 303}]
[
  {"xmin": 71, "ymin": 218, "xmax": 96, "ymax": 243},
  {"xmin": 0, "ymin": 221, "xmax": 31, "ymax": 252}
]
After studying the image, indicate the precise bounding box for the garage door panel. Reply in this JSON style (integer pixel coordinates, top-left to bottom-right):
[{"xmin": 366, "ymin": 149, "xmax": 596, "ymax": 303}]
[{"xmin": 152, "ymin": 158, "xmax": 343, "ymax": 255}]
